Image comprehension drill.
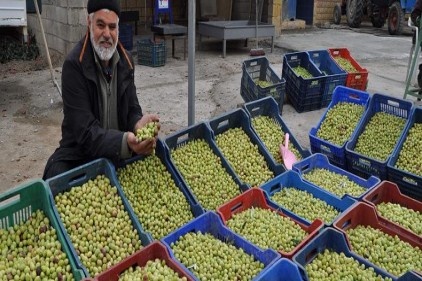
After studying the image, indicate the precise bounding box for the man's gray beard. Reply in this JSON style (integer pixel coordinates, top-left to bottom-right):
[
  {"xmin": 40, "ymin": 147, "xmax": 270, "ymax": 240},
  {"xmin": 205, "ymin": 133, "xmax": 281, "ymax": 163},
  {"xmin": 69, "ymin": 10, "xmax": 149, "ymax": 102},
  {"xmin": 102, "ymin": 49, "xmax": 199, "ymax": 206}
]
[{"xmin": 90, "ymin": 26, "xmax": 118, "ymax": 61}]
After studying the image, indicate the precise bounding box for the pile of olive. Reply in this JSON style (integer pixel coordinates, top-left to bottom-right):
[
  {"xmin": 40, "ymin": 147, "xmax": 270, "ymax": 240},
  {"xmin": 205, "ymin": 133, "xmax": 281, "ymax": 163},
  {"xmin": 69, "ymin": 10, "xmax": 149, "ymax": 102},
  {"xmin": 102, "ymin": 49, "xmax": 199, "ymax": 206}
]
[
  {"xmin": 54, "ymin": 175, "xmax": 142, "ymax": 276},
  {"xmin": 0, "ymin": 210, "xmax": 75, "ymax": 280},
  {"xmin": 334, "ymin": 57, "xmax": 357, "ymax": 73},
  {"xmin": 376, "ymin": 202, "xmax": 422, "ymax": 236},
  {"xmin": 251, "ymin": 115, "xmax": 302, "ymax": 163},
  {"xmin": 119, "ymin": 259, "xmax": 187, "ymax": 281},
  {"xmin": 256, "ymin": 80, "xmax": 273, "ymax": 88},
  {"xmin": 293, "ymin": 66, "xmax": 313, "ymax": 79},
  {"xmin": 303, "ymin": 168, "xmax": 366, "ymax": 198},
  {"xmin": 136, "ymin": 121, "xmax": 158, "ymax": 142},
  {"xmin": 395, "ymin": 123, "xmax": 422, "ymax": 176},
  {"xmin": 226, "ymin": 207, "xmax": 307, "ymax": 252},
  {"xmin": 171, "ymin": 231, "xmax": 264, "ymax": 280},
  {"xmin": 215, "ymin": 127, "xmax": 274, "ymax": 187},
  {"xmin": 306, "ymin": 249, "xmax": 392, "ymax": 281},
  {"xmin": 271, "ymin": 187, "xmax": 340, "ymax": 223},
  {"xmin": 171, "ymin": 139, "xmax": 240, "ymax": 210},
  {"xmin": 317, "ymin": 102, "xmax": 365, "ymax": 146},
  {"xmin": 347, "ymin": 225, "xmax": 422, "ymax": 276},
  {"xmin": 117, "ymin": 155, "xmax": 194, "ymax": 240},
  {"xmin": 354, "ymin": 112, "xmax": 406, "ymax": 161}
]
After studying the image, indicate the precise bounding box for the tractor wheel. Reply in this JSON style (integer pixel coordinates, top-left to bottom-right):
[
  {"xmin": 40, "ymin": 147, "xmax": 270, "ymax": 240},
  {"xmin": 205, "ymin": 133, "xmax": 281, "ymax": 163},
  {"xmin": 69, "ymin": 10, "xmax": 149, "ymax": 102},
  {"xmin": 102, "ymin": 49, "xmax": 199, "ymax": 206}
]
[
  {"xmin": 333, "ymin": 4, "xmax": 342, "ymax": 25},
  {"xmin": 388, "ymin": 1, "xmax": 404, "ymax": 35},
  {"xmin": 370, "ymin": 4, "xmax": 386, "ymax": 28},
  {"xmin": 346, "ymin": 0, "xmax": 364, "ymax": 28}
]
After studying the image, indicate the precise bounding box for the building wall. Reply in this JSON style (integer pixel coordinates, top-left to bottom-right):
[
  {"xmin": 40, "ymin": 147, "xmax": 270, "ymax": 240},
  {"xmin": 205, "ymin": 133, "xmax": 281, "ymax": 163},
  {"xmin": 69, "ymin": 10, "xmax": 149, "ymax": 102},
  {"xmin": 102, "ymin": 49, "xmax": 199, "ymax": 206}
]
[{"xmin": 313, "ymin": 0, "xmax": 337, "ymax": 26}]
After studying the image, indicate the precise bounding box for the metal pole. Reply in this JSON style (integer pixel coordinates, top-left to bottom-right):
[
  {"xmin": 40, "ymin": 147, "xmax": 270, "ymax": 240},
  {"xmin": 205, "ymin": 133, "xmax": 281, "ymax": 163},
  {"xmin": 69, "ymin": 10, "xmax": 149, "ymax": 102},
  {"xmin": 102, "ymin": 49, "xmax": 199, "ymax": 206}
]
[{"xmin": 188, "ymin": 0, "xmax": 196, "ymax": 126}]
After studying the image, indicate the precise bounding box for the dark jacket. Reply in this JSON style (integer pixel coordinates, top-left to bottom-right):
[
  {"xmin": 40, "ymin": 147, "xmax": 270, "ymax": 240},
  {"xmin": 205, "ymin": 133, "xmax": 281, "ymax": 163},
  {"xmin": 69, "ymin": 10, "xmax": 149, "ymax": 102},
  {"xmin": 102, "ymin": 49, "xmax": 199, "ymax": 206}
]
[
  {"xmin": 46, "ymin": 32, "xmax": 142, "ymax": 171},
  {"xmin": 412, "ymin": 0, "xmax": 422, "ymax": 25}
]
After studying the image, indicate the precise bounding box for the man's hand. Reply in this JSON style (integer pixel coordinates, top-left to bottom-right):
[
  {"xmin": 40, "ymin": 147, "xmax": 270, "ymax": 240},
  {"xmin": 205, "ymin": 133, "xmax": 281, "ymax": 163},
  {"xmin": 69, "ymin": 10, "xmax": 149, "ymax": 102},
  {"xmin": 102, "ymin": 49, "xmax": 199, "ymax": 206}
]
[
  {"xmin": 134, "ymin": 114, "xmax": 160, "ymax": 136},
  {"xmin": 127, "ymin": 132, "xmax": 156, "ymax": 155}
]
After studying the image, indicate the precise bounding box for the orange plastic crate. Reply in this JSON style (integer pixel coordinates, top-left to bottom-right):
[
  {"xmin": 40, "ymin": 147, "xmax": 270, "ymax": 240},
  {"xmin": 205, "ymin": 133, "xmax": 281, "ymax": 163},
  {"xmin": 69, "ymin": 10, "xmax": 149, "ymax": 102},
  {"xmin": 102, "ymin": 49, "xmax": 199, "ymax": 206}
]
[{"xmin": 328, "ymin": 48, "xmax": 368, "ymax": 91}]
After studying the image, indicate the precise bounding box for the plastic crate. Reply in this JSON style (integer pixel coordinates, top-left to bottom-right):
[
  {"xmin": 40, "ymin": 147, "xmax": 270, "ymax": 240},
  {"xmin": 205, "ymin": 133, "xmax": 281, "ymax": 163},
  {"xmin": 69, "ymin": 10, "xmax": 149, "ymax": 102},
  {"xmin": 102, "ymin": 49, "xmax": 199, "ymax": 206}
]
[
  {"xmin": 256, "ymin": 258, "xmax": 304, "ymax": 281},
  {"xmin": 309, "ymin": 86, "xmax": 371, "ymax": 169},
  {"xmin": 328, "ymin": 48, "xmax": 369, "ymax": 90},
  {"xmin": 137, "ymin": 39, "xmax": 166, "ymax": 67},
  {"xmin": 0, "ymin": 179, "xmax": 86, "ymax": 280},
  {"xmin": 216, "ymin": 188, "xmax": 324, "ymax": 258},
  {"xmin": 363, "ymin": 180, "xmax": 422, "ymax": 237},
  {"xmin": 207, "ymin": 108, "xmax": 285, "ymax": 186},
  {"xmin": 259, "ymin": 170, "xmax": 357, "ymax": 226},
  {"xmin": 308, "ymin": 50, "xmax": 348, "ymax": 107},
  {"xmin": 242, "ymin": 56, "xmax": 286, "ymax": 114},
  {"xmin": 243, "ymin": 96, "xmax": 311, "ymax": 171},
  {"xmin": 387, "ymin": 106, "xmax": 422, "ymax": 201},
  {"xmin": 292, "ymin": 153, "xmax": 380, "ymax": 200},
  {"xmin": 114, "ymin": 138, "xmax": 204, "ymax": 240},
  {"xmin": 293, "ymin": 227, "xmax": 422, "ymax": 281},
  {"xmin": 90, "ymin": 241, "xmax": 194, "ymax": 281},
  {"xmin": 161, "ymin": 211, "xmax": 281, "ymax": 281},
  {"xmin": 345, "ymin": 93, "xmax": 413, "ymax": 180},
  {"xmin": 333, "ymin": 202, "xmax": 422, "ymax": 276},
  {"xmin": 163, "ymin": 121, "xmax": 248, "ymax": 211},
  {"xmin": 282, "ymin": 52, "xmax": 326, "ymax": 112},
  {"xmin": 46, "ymin": 158, "xmax": 153, "ymax": 277}
]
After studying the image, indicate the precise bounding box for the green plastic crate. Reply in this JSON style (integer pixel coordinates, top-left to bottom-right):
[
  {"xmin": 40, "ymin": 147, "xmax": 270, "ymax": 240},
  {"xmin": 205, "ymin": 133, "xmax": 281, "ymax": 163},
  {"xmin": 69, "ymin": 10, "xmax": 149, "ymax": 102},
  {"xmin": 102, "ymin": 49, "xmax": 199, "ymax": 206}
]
[{"xmin": 0, "ymin": 179, "xmax": 86, "ymax": 280}]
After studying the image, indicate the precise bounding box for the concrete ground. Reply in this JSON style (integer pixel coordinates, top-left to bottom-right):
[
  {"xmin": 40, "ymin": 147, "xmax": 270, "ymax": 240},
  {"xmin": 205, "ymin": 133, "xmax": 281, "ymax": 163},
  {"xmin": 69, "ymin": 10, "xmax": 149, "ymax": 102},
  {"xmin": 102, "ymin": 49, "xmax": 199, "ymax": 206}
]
[{"xmin": 1, "ymin": 21, "xmax": 421, "ymax": 191}]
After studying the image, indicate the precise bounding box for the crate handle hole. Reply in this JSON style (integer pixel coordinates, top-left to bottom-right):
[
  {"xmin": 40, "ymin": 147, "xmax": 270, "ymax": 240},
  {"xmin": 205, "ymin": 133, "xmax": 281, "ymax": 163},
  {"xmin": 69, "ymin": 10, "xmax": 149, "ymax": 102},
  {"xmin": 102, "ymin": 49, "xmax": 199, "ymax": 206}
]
[
  {"xmin": 368, "ymin": 193, "xmax": 379, "ymax": 203},
  {"xmin": 216, "ymin": 120, "xmax": 229, "ymax": 131},
  {"xmin": 305, "ymin": 248, "xmax": 318, "ymax": 263},
  {"xmin": 176, "ymin": 133, "xmax": 189, "ymax": 146},
  {"xmin": 230, "ymin": 202, "xmax": 243, "ymax": 214},
  {"xmin": 68, "ymin": 173, "xmax": 89, "ymax": 187},
  {"xmin": 341, "ymin": 219, "xmax": 352, "ymax": 230}
]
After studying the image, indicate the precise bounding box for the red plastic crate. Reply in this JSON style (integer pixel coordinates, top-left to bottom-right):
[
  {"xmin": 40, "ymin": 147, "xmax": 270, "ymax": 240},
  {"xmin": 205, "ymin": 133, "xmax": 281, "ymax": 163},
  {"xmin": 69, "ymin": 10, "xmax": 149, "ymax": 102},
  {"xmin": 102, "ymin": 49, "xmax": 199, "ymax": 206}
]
[
  {"xmin": 333, "ymin": 202, "xmax": 422, "ymax": 253},
  {"xmin": 90, "ymin": 241, "xmax": 194, "ymax": 281},
  {"xmin": 328, "ymin": 48, "xmax": 368, "ymax": 91},
  {"xmin": 362, "ymin": 181, "xmax": 422, "ymax": 237},
  {"xmin": 216, "ymin": 188, "xmax": 324, "ymax": 259}
]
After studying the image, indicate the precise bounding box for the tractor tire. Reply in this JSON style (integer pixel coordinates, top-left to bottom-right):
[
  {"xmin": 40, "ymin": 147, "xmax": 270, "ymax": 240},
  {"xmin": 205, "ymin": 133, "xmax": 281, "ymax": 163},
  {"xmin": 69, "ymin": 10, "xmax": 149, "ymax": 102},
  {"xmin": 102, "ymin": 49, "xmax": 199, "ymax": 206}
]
[
  {"xmin": 370, "ymin": 4, "xmax": 386, "ymax": 28},
  {"xmin": 333, "ymin": 4, "xmax": 342, "ymax": 25},
  {"xmin": 346, "ymin": 0, "xmax": 364, "ymax": 28},
  {"xmin": 388, "ymin": 1, "xmax": 404, "ymax": 35}
]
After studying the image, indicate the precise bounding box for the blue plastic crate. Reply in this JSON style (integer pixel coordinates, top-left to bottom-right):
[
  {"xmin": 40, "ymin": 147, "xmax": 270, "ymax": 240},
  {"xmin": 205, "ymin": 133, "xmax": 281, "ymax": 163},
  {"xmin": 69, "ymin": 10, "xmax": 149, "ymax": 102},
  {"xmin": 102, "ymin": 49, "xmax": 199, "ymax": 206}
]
[
  {"xmin": 387, "ymin": 107, "xmax": 422, "ymax": 201},
  {"xmin": 243, "ymin": 96, "xmax": 311, "ymax": 171},
  {"xmin": 163, "ymin": 122, "xmax": 248, "ymax": 211},
  {"xmin": 114, "ymin": 139, "xmax": 204, "ymax": 239},
  {"xmin": 309, "ymin": 86, "xmax": 371, "ymax": 169},
  {"xmin": 137, "ymin": 39, "xmax": 166, "ymax": 67},
  {"xmin": 161, "ymin": 211, "xmax": 281, "ymax": 281},
  {"xmin": 282, "ymin": 52, "xmax": 325, "ymax": 112},
  {"xmin": 207, "ymin": 108, "xmax": 286, "ymax": 186},
  {"xmin": 345, "ymin": 93, "xmax": 413, "ymax": 180},
  {"xmin": 293, "ymin": 227, "xmax": 422, "ymax": 281},
  {"xmin": 242, "ymin": 56, "xmax": 286, "ymax": 114},
  {"xmin": 292, "ymin": 153, "xmax": 380, "ymax": 200},
  {"xmin": 0, "ymin": 180, "xmax": 86, "ymax": 280},
  {"xmin": 260, "ymin": 170, "xmax": 357, "ymax": 226},
  {"xmin": 46, "ymin": 158, "xmax": 153, "ymax": 277},
  {"xmin": 308, "ymin": 50, "xmax": 348, "ymax": 107},
  {"xmin": 256, "ymin": 258, "xmax": 304, "ymax": 281}
]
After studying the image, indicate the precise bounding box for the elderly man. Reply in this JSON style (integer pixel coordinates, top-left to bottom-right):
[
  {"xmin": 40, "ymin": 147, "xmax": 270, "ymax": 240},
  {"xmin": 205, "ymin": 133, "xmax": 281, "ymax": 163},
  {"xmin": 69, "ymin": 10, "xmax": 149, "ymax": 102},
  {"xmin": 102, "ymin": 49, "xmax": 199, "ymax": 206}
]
[{"xmin": 43, "ymin": 0, "xmax": 160, "ymax": 179}]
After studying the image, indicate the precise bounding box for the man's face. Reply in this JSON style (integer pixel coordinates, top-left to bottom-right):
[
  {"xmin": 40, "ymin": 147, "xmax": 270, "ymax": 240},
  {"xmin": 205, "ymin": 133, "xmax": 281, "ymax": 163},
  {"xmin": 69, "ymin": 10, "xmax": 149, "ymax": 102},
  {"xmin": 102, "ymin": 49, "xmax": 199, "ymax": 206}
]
[{"xmin": 88, "ymin": 9, "xmax": 119, "ymax": 62}]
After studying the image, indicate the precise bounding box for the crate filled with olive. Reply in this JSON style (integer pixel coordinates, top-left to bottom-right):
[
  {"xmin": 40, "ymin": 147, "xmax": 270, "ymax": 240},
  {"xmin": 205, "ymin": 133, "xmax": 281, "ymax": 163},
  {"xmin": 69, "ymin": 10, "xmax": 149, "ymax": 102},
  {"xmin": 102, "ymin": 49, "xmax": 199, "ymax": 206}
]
[
  {"xmin": 241, "ymin": 56, "xmax": 286, "ymax": 113},
  {"xmin": 208, "ymin": 109, "xmax": 284, "ymax": 189},
  {"xmin": 293, "ymin": 153, "xmax": 380, "ymax": 200},
  {"xmin": 92, "ymin": 241, "xmax": 194, "ymax": 281},
  {"xmin": 309, "ymin": 86, "xmax": 370, "ymax": 169},
  {"xmin": 260, "ymin": 170, "xmax": 356, "ymax": 226},
  {"xmin": 243, "ymin": 97, "xmax": 310, "ymax": 170},
  {"xmin": 217, "ymin": 188, "xmax": 323, "ymax": 258},
  {"xmin": 346, "ymin": 94, "xmax": 413, "ymax": 180},
  {"xmin": 334, "ymin": 202, "xmax": 422, "ymax": 278},
  {"xmin": 293, "ymin": 227, "xmax": 416, "ymax": 281},
  {"xmin": 162, "ymin": 212, "xmax": 280, "ymax": 280},
  {"xmin": 363, "ymin": 181, "xmax": 422, "ymax": 239},
  {"xmin": 388, "ymin": 107, "xmax": 422, "ymax": 201},
  {"xmin": 164, "ymin": 122, "xmax": 245, "ymax": 211},
  {"xmin": 328, "ymin": 48, "xmax": 368, "ymax": 90},
  {"xmin": 47, "ymin": 159, "xmax": 151, "ymax": 277},
  {"xmin": 0, "ymin": 180, "xmax": 84, "ymax": 281},
  {"xmin": 116, "ymin": 140, "xmax": 201, "ymax": 240}
]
